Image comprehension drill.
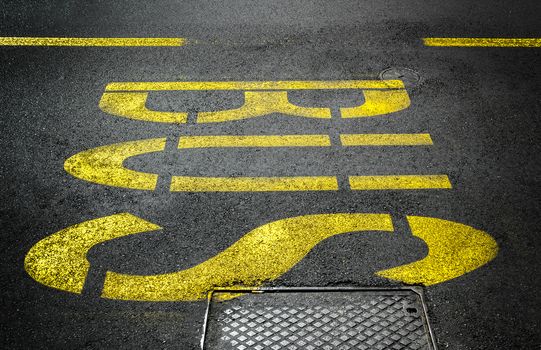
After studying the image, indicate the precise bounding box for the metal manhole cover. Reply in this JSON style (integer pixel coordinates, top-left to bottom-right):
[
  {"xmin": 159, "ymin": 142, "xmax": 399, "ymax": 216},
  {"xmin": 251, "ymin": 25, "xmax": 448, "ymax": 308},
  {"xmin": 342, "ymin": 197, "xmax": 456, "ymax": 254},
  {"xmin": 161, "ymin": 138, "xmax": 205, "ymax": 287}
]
[
  {"xmin": 202, "ymin": 288, "xmax": 437, "ymax": 350},
  {"xmin": 379, "ymin": 67, "xmax": 421, "ymax": 88}
]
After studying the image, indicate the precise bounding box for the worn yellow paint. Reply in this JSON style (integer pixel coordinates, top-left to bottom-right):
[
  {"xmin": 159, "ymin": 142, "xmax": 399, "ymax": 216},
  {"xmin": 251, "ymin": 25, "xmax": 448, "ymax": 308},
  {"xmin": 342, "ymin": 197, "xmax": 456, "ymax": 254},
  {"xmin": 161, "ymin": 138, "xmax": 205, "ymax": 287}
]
[
  {"xmin": 64, "ymin": 138, "xmax": 165, "ymax": 190},
  {"xmin": 178, "ymin": 135, "xmax": 331, "ymax": 148},
  {"xmin": 341, "ymin": 90, "xmax": 411, "ymax": 118},
  {"xmin": 0, "ymin": 37, "xmax": 186, "ymax": 46},
  {"xmin": 24, "ymin": 213, "xmax": 161, "ymax": 294},
  {"xmin": 99, "ymin": 92, "xmax": 188, "ymax": 123},
  {"xmin": 349, "ymin": 175, "xmax": 451, "ymax": 190},
  {"xmin": 102, "ymin": 213, "xmax": 394, "ymax": 301},
  {"xmin": 101, "ymin": 80, "xmax": 409, "ymax": 122},
  {"xmin": 105, "ymin": 80, "xmax": 405, "ymax": 91},
  {"xmin": 25, "ymin": 213, "xmax": 499, "ymax": 300},
  {"xmin": 423, "ymin": 37, "xmax": 541, "ymax": 47},
  {"xmin": 180, "ymin": 134, "xmax": 432, "ymax": 148},
  {"xmin": 340, "ymin": 133, "xmax": 433, "ymax": 146},
  {"xmin": 170, "ymin": 176, "xmax": 338, "ymax": 192},
  {"xmin": 377, "ymin": 216, "xmax": 499, "ymax": 285},
  {"xmin": 197, "ymin": 91, "xmax": 331, "ymax": 122}
]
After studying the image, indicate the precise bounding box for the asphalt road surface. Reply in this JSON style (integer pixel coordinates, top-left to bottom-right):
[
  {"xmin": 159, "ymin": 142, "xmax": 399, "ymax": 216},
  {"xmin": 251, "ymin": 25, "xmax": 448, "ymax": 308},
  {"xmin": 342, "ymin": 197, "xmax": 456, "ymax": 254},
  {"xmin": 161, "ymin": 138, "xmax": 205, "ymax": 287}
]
[{"xmin": 1, "ymin": 1, "xmax": 540, "ymax": 349}]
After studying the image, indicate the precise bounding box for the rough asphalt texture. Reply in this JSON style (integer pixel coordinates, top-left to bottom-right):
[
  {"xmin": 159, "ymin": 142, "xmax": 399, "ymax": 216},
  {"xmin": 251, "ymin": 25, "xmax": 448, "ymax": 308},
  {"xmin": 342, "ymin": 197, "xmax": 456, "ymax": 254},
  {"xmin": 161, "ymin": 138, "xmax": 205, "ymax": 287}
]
[{"xmin": 1, "ymin": 1, "xmax": 540, "ymax": 349}]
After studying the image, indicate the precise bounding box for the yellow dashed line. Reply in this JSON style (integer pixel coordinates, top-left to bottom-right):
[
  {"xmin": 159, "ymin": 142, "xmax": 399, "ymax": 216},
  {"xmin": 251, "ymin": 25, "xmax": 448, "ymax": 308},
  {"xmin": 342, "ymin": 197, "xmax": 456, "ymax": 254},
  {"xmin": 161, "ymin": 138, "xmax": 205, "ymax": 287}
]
[
  {"xmin": 170, "ymin": 176, "xmax": 339, "ymax": 192},
  {"xmin": 340, "ymin": 134, "xmax": 433, "ymax": 146},
  {"xmin": 178, "ymin": 135, "xmax": 331, "ymax": 148},
  {"xmin": 349, "ymin": 175, "xmax": 452, "ymax": 190},
  {"xmin": 0, "ymin": 37, "xmax": 186, "ymax": 46},
  {"xmin": 423, "ymin": 38, "xmax": 541, "ymax": 47}
]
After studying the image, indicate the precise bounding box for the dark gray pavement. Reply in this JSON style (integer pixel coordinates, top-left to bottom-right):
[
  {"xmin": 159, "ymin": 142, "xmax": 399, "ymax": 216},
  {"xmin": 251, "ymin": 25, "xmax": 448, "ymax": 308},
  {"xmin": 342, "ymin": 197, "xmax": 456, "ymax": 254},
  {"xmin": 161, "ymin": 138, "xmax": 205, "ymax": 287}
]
[{"xmin": 1, "ymin": 1, "xmax": 540, "ymax": 349}]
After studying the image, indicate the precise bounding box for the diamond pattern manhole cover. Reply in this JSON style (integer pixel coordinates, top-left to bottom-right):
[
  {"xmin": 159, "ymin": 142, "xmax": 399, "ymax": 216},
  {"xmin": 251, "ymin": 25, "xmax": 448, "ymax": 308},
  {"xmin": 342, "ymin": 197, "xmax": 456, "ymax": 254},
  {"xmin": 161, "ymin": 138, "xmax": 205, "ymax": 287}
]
[{"xmin": 202, "ymin": 288, "xmax": 437, "ymax": 350}]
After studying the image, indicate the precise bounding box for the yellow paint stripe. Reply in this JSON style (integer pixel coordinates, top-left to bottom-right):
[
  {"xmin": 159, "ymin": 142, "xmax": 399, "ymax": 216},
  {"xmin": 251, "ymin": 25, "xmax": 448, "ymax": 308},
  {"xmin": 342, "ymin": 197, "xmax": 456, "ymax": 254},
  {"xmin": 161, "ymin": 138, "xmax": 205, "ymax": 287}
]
[
  {"xmin": 170, "ymin": 176, "xmax": 338, "ymax": 192},
  {"xmin": 178, "ymin": 135, "xmax": 331, "ymax": 148},
  {"xmin": 340, "ymin": 134, "xmax": 433, "ymax": 146},
  {"xmin": 0, "ymin": 37, "xmax": 186, "ymax": 46},
  {"xmin": 423, "ymin": 38, "xmax": 541, "ymax": 47},
  {"xmin": 349, "ymin": 175, "xmax": 451, "ymax": 190},
  {"xmin": 105, "ymin": 80, "xmax": 405, "ymax": 91},
  {"xmin": 24, "ymin": 213, "xmax": 161, "ymax": 294},
  {"xmin": 102, "ymin": 213, "xmax": 393, "ymax": 301},
  {"xmin": 377, "ymin": 216, "xmax": 498, "ymax": 285}
]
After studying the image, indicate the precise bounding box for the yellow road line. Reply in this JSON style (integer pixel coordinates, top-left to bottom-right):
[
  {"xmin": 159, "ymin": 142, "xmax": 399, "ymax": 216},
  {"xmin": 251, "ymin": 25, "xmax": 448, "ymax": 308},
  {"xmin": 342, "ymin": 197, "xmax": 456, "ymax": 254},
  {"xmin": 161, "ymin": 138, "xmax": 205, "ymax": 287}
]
[
  {"xmin": 178, "ymin": 135, "xmax": 331, "ymax": 148},
  {"xmin": 349, "ymin": 175, "xmax": 451, "ymax": 190},
  {"xmin": 0, "ymin": 37, "xmax": 186, "ymax": 46},
  {"xmin": 170, "ymin": 176, "xmax": 339, "ymax": 192},
  {"xmin": 423, "ymin": 38, "xmax": 541, "ymax": 47},
  {"xmin": 105, "ymin": 80, "xmax": 405, "ymax": 91},
  {"xmin": 340, "ymin": 133, "xmax": 433, "ymax": 146}
]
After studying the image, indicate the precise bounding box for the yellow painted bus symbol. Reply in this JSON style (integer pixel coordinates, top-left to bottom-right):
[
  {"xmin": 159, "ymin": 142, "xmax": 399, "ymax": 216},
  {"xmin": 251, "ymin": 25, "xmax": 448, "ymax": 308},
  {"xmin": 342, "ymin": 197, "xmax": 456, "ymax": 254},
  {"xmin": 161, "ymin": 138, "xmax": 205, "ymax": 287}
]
[
  {"xmin": 99, "ymin": 80, "xmax": 411, "ymax": 123},
  {"xmin": 25, "ymin": 213, "xmax": 498, "ymax": 301}
]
